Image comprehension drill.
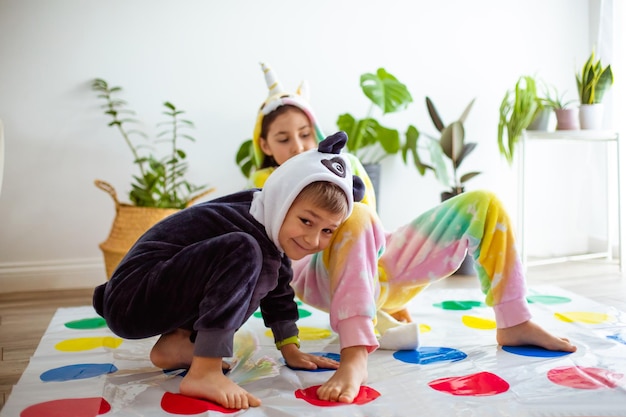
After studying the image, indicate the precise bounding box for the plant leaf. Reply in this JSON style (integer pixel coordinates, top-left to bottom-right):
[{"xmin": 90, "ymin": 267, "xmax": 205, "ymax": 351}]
[
  {"xmin": 425, "ymin": 97, "xmax": 445, "ymax": 132},
  {"xmin": 458, "ymin": 98, "xmax": 476, "ymax": 124},
  {"xmin": 360, "ymin": 68, "xmax": 413, "ymax": 114},
  {"xmin": 440, "ymin": 121, "xmax": 464, "ymax": 164}
]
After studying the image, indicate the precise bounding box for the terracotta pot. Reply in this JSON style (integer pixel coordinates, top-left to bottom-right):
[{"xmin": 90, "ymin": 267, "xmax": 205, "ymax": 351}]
[{"xmin": 555, "ymin": 108, "xmax": 579, "ymax": 130}]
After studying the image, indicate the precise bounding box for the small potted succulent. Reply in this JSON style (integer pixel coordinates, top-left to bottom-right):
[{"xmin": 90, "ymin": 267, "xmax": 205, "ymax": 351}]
[{"xmin": 542, "ymin": 85, "xmax": 578, "ymax": 130}]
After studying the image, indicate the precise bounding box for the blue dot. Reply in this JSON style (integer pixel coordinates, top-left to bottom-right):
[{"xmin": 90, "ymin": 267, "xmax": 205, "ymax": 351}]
[
  {"xmin": 502, "ymin": 345, "xmax": 573, "ymax": 358},
  {"xmin": 40, "ymin": 363, "xmax": 117, "ymax": 382},
  {"xmin": 607, "ymin": 333, "xmax": 626, "ymax": 345},
  {"xmin": 393, "ymin": 346, "xmax": 467, "ymax": 364}
]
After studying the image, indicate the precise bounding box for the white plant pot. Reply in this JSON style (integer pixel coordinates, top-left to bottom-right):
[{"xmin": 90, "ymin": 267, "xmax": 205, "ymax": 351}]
[{"xmin": 579, "ymin": 104, "xmax": 604, "ymax": 130}]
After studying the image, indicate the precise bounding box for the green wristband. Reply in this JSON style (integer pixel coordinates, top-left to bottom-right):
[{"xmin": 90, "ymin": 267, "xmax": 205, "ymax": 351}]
[{"xmin": 275, "ymin": 335, "xmax": 300, "ymax": 350}]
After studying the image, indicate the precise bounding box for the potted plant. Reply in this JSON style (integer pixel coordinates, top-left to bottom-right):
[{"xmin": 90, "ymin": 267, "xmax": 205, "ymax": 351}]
[
  {"xmin": 92, "ymin": 78, "xmax": 214, "ymax": 277},
  {"xmin": 542, "ymin": 85, "xmax": 578, "ymax": 130},
  {"xmin": 336, "ymin": 68, "xmax": 413, "ymax": 163},
  {"xmin": 402, "ymin": 96, "xmax": 480, "ymax": 275},
  {"xmin": 497, "ymin": 75, "xmax": 542, "ymax": 165},
  {"xmin": 336, "ymin": 68, "xmax": 413, "ymax": 195},
  {"xmin": 402, "ymin": 97, "xmax": 481, "ymax": 200},
  {"xmin": 576, "ymin": 50, "xmax": 614, "ymax": 129}
]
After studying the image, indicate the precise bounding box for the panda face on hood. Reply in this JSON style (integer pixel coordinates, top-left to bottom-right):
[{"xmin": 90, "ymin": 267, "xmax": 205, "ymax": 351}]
[{"xmin": 249, "ymin": 131, "xmax": 365, "ymax": 253}]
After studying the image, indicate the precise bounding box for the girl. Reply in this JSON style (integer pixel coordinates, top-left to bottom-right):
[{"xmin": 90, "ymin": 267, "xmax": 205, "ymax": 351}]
[{"xmin": 248, "ymin": 63, "xmax": 577, "ymax": 404}]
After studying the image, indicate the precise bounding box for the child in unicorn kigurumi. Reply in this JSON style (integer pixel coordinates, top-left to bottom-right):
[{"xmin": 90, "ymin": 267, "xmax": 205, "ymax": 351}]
[{"xmin": 248, "ymin": 62, "xmax": 577, "ymax": 404}]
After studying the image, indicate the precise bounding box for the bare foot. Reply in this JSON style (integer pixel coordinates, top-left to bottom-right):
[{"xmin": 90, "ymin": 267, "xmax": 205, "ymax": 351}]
[
  {"xmin": 496, "ymin": 320, "xmax": 576, "ymax": 352},
  {"xmin": 390, "ymin": 308, "xmax": 413, "ymax": 323},
  {"xmin": 150, "ymin": 329, "xmax": 230, "ymax": 373},
  {"xmin": 180, "ymin": 356, "xmax": 260, "ymax": 409},
  {"xmin": 316, "ymin": 346, "xmax": 368, "ymax": 403}
]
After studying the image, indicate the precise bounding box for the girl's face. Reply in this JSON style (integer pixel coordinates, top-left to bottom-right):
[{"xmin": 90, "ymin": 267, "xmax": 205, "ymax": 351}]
[
  {"xmin": 259, "ymin": 108, "xmax": 317, "ymax": 165},
  {"xmin": 278, "ymin": 195, "xmax": 344, "ymax": 260}
]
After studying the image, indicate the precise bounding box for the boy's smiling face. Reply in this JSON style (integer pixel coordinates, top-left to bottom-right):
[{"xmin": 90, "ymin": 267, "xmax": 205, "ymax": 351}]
[{"xmin": 278, "ymin": 195, "xmax": 345, "ymax": 260}]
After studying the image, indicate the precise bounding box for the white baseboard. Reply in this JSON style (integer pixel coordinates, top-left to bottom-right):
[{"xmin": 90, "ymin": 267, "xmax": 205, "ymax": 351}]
[{"xmin": 0, "ymin": 258, "xmax": 107, "ymax": 294}]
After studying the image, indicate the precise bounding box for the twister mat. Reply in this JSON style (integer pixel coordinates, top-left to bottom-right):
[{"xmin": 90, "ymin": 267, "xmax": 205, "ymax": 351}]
[{"xmin": 1, "ymin": 285, "xmax": 625, "ymax": 417}]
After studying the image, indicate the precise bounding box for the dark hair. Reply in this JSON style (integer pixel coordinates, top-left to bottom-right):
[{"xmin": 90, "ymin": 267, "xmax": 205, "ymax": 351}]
[
  {"xmin": 259, "ymin": 105, "xmax": 310, "ymax": 169},
  {"xmin": 295, "ymin": 181, "xmax": 349, "ymax": 219}
]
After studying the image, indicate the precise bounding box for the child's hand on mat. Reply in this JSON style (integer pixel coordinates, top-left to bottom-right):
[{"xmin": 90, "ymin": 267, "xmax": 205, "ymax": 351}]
[{"xmin": 280, "ymin": 344, "xmax": 339, "ymax": 370}]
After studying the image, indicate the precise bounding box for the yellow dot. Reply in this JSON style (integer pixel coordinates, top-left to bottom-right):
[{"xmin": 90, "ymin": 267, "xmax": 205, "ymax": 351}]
[
  {"xmin": 265, "ymin": 326, "xmax": 333, "ymax": 341},
  {"xmin": 462, "ymin": 315, "xmax": 496, "ymax": 330},
  {"xmin": 419, "ymin": 324, "xmax": 431, "ymax": 333},
  {"xmin": 55, "ymin": 336, "xmax": 123, "ymax": 352},
  {"xmin": 555, "ymin": 311, "xmax": 613, "ymax": 324},
  {"xmin": 298, "ymin": 326, "xmax": 333, "ymax": 340}
]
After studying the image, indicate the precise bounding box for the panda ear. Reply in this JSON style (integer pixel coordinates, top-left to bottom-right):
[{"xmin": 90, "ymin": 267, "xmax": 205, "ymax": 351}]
[
  {"xmin": 318, "ymin": 131, "xmax": 347, "ymax": 154},
  {"xmin": 353, "ymin": 175, "xmax": 365, "ymax": 203}
]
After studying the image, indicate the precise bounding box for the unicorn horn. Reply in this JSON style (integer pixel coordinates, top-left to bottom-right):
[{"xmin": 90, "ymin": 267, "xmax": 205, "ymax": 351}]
[{"xmin": 260, "ymin": 62, "xmax": 283, "ymax": 97}]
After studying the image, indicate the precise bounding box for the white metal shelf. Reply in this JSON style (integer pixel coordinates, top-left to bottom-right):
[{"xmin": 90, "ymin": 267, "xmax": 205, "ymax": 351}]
[{"xmin": 518, "ymin": 130, "xmax": 622, "ymax": 271}]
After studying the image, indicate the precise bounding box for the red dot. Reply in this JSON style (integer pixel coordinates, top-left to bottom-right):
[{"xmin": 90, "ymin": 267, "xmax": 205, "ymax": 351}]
[
  {"xmin": 160, "ymin": 392, "xmax": 239, "ymax": 414},
  {"xmin": 547, "ymin": 366, "xmax": 623, "ymax": 389},
  {"xmin": 21, "ymin": 397, "xmax": 111, "ymax": 417},
  {"xmin": 428, "ymin": 371, "xmax": 509, "ymax": 396},
  {"xmin": 294, "ymin": 385, "xmax": 380, "ymax": 406}
]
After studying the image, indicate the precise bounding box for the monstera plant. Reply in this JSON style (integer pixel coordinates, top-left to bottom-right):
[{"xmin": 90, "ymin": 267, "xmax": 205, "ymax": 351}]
[{"xmin": 336, "ymin": 68, "xmax": 413, "ymax": 164}]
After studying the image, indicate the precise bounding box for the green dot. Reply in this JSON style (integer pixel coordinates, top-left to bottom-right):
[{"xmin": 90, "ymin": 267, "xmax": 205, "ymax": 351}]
[
  {"xmin": 526, "ymin": 295, "xmax": 571, "ymax": 305},
  {"xmin": 297, "ymin": 308, "xmax": 312, "ymax": 318},
  {"xmin": 433, "ymin": 300, "xmax": 484, "ymax": 310},
  {"xmin": 64, "ymin": 317, "xmax": 107, "ymax": 329}
]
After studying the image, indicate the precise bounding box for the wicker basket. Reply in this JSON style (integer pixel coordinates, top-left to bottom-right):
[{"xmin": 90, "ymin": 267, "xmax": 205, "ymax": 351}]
[{"xmin": 95, "ymin": 180, "xmax": 214, "ymax": 279}]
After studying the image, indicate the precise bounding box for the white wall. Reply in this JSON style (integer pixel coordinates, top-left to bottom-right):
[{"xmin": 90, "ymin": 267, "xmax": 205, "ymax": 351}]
[{"xmin": 0, "ymin": 0, "xmax": 618, "ymax": 292}]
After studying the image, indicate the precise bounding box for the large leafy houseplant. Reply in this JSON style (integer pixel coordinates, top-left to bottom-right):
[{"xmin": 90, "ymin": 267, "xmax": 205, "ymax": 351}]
[
  {"xmin": 402, "ymin": 97, "xmax": 481, "ymax": 199},
  {"xmin": 92, "ymin": 78, "xmax": 210, "ymax": 209},
  {"xmin": 497, "ymin": 75, "xmax": 541, "ymax": 165},
  {"xmin": 336, "ymin": 68, "xmax": 413, "ymax": 164},
  {"xmin": 576, "ymin": 50, "xmax": 614, "ymax": 105}
]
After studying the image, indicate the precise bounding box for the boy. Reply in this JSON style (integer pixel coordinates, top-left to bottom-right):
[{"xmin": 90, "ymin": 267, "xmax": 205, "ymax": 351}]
[{"xmin": 93, "ymin": 131, "xmax": 365, "ymax": 409}]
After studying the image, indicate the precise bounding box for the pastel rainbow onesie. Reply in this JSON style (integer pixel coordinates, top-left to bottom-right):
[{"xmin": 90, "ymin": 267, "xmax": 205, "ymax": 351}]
[{"xmin": 249, "ymin": 63, "xmax": 531, "ymax": 353}]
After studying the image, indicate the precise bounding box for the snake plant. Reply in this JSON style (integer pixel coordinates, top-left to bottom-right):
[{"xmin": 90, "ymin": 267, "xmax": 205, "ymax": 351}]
[{"xmin": 576, "ymin": 50, "xmax": 614, "ymax": 105}]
